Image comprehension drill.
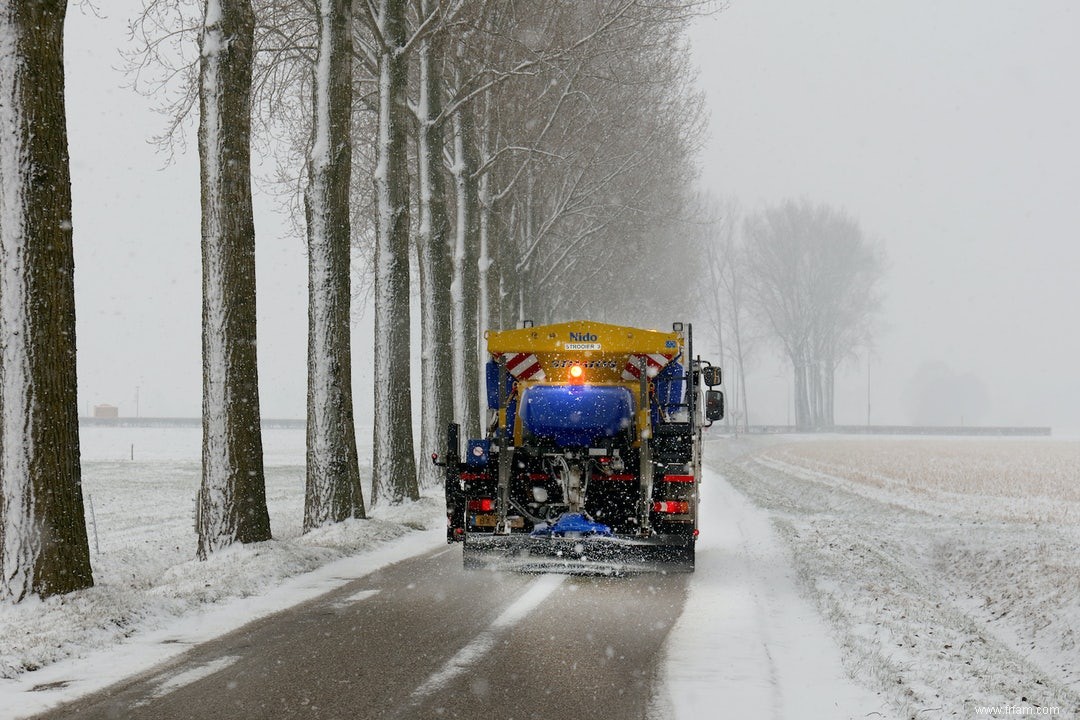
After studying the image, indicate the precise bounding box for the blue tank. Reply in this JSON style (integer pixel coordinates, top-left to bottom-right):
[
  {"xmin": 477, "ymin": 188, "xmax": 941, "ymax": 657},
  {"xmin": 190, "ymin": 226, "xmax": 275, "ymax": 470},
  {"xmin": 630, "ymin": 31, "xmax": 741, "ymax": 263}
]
[{"xmin": 519, "ymin": 384, "xmax": 634, "ymax": 448}]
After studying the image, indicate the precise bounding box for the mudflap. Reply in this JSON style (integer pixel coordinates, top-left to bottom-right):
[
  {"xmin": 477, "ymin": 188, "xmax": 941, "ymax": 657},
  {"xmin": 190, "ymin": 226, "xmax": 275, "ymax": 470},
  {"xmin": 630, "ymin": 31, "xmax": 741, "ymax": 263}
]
[{"xmin": 461, "ymin": 532, "xmax": 695, "ymax": 574}]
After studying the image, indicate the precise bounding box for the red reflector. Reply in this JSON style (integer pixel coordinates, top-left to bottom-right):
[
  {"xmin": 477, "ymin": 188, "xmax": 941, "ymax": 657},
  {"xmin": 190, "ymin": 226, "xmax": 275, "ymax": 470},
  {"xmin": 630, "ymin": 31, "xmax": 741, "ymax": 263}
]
[
  {"xmin": 664, "ymin": 474, "xmax": 695, "ymax": 483},
  {"xmin": 652, "ymin": 500, "xmax": 690, "ymax": 514},
  {"xmin": 693, "ymin": 528, "xmax": 700, "ymax": 538},
  {"xmin": 467, "ymin": 498, "xmax": 495, "ymax": 512},
  {"xmin": 454, "ymin": 527, "xmax": 465, "ymax": 535},
  {"xmin": 459, "ymin": 472, "xmax": 491, "ymax": 481}
]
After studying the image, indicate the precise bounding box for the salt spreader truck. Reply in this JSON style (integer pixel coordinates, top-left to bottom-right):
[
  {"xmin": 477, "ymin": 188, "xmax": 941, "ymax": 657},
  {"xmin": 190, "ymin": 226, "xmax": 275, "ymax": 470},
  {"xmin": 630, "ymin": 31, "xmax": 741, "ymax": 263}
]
[{"xmin": 437, "ymin": 320, "xmax": 723, "ymax": 572}]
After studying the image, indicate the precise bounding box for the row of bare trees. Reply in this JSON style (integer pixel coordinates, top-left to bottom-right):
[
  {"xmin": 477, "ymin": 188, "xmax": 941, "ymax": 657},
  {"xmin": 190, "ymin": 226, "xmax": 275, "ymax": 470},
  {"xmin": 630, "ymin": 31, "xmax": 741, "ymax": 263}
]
[
  {"xmin": 0, "ymin": 0, "xmax": 708, "ymax": 601},
  {"xmin": 127, "ymin": 0, "xmax": 710, "ymax": 520},
  {"xmin": 698, "ymin": 196, "xmax": 885, "ymax": 431}
]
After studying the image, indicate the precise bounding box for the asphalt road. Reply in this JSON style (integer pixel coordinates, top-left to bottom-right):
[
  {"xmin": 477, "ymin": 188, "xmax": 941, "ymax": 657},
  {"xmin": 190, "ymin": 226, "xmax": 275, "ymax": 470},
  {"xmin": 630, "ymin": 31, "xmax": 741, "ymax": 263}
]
[{"xmin": 33, "ymin": 546, "xmax": 689, "ymax": 720}]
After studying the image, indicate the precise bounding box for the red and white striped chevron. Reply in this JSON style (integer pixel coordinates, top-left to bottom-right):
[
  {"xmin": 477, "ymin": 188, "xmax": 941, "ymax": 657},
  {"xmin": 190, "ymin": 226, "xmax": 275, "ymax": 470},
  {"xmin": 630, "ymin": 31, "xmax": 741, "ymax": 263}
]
[
  {"xmin": 501, "ymin": 352, "xmax": 547, "ymax": 381},
  {"xmin": 621, "ymin": 353, "xmax": 672, "ymax": 381}
]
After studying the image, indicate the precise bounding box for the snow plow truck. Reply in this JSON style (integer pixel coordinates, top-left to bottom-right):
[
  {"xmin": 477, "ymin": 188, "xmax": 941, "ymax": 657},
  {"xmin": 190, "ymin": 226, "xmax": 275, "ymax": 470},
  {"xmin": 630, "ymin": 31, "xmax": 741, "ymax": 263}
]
[{"xmin": 438, "ymin": 320, "xmax": 723, "ymax": 573}]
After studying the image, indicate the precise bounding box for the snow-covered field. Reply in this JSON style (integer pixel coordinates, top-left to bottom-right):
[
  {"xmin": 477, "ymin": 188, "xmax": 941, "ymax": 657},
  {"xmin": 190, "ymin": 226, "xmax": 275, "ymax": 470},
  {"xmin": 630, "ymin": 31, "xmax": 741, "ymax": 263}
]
[{"xmin": 712, "ymin": 435, "xmax": 1080, "ymax": 718}]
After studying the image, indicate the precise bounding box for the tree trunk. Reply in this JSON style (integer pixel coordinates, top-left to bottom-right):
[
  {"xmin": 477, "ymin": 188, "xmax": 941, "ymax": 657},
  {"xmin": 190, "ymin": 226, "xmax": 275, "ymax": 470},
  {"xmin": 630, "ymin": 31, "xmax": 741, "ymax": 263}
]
[
  {"xmin": 793, "ymin": 360, "xmax": 810, "ymax": 431},
  {"xmin": 731, "ymin": 306, "xmax": 750, "ymax": 430},
  {"xmin": 371, "ymin": 0, "xmax": 419, "ymax": 505},
  {"xmin": 414, "ymin": 11, "xmax": 454, "ymax": 489},
  {"xmin": 196, "ymin": 0, "xmax": 271, "ymax": 558},
  {"xmin": 825, "ymin": 359, "xmax": 836, "ymax": 427},
  {"xmin": 0, "ymin": 0, "xmax": 94, "ymax": 601},
  {"xmin": 476, "ymin": 87, "xmax": 494, "ymax": 420},
  {"xmin": 450, "ymin": 96, "xmax": 480, "ymax": 439},
  {"xmin": 304, "ymin": 0, "xmax": 365, "ymax": 529}
]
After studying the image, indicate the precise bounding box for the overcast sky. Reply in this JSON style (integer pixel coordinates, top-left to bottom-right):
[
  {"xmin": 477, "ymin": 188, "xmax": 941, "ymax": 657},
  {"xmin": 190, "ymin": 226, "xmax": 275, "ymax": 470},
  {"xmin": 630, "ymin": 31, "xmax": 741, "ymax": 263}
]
[{"xmin": 62, "ymin": 2, "xmax": 1079, "ymax": 433}]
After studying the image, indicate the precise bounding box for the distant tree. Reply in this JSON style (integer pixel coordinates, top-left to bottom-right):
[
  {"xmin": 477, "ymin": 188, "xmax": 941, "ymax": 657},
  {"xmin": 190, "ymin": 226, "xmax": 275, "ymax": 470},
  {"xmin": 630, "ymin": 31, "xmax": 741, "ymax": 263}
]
[
  {"xmin": 303, "ymin": 0, "xmax": 366, "ymax": 529},
  {"xmin": 0, "ymin": 0, "xmax": 94, "ymax": 601},
  {"xmin": 743, "ymin": 200, "xmax": 883, "ymax": 430},
  {"xmin": 196, "ymin": 0, "xmax": 272, "ymax": 557},
  {"xmin": 699, "ymin": 196, "xmax": 753, "ymax": 431}
]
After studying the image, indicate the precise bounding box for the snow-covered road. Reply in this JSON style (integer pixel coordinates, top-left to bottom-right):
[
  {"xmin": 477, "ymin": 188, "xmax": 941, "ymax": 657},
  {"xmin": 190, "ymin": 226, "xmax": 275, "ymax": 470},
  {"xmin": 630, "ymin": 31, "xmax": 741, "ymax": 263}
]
[{"xmin": 25, "ymin": 546, "xmax": 687, "ymax": 720}]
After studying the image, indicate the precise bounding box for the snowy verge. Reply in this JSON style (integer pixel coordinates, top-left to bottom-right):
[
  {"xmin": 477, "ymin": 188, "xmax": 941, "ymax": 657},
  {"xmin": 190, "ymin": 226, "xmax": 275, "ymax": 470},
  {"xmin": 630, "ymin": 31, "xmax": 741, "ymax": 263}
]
[
  {"xmin": 0, "ymin": 494, "xmax": 444, "ymax": 719},
  {"xmin": 712, "ymin": 436, "xmax": 1080, "ymax": 718},
  {"xmin": 653, "ymin": 459, "xmax": 891, "ymax": 719}
]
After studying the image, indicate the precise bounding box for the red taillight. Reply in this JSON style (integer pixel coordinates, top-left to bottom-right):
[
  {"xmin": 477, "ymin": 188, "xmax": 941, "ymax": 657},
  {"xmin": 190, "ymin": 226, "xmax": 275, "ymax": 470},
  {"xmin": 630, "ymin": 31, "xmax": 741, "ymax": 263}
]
[
  {"xmin": 693, "ymin": 529, "xmax": 700, "ymax": 538},
  {"xmin": 664, "ymin": 474, "xmax": 695, "ymax": 483},
  {"xmin": 468, "ymin": 498, "xmax": 495, "ymax": 512},
  {"xmin": 652, "ymin": 500, "xmax": 690, "ymax": 514}
]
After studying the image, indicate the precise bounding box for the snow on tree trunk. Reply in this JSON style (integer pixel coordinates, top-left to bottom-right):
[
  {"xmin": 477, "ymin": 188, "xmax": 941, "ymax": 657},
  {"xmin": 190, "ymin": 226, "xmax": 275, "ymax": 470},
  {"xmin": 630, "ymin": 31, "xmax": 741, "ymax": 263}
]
[
  {"xmin": 0, "ymin": 0, "xmax": 94, "ymax": 602},
  {"xmin": 196, "ymin": 0, "xmax": 271, "ymax": 558},
  {"xmin": 415, "ymin": 14, "xmax": 455, "ymax": 490},
  {"xmin": 371, "ymin": 0, "xmax": 419, "ymax": 505},
  {"xmin": 450, "ymin": 84, "xmax": 480, "ymax": 439},
  {"xmin": 303, "ymin": 0, "xmax": 365, "ymax": 529},
  {"xmin": 476, "ymin": 86, "xmax": 494, "ymax": 416}
]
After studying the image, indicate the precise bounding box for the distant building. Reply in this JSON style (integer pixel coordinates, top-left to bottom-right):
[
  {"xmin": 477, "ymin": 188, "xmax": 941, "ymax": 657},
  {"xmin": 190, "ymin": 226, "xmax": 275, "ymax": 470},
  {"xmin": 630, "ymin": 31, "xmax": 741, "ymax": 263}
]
[{"xmin": 93, "ymin": 404, "xmax": 119, "ymax": 419}]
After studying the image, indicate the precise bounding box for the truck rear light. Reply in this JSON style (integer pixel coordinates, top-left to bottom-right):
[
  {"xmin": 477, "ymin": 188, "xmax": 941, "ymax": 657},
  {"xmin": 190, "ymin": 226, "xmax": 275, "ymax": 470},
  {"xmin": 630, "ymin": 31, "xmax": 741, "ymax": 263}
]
[
  {"xmin": 468, "ymin": 498, "xmax": 495, "ymax": 512},
  {"xmin": 652, "ymin": 500, "xmax": 690, "ymax": 514},
  {"xmin": 664, "ymin": 474, "xmax": 694, "ymax": 483}
]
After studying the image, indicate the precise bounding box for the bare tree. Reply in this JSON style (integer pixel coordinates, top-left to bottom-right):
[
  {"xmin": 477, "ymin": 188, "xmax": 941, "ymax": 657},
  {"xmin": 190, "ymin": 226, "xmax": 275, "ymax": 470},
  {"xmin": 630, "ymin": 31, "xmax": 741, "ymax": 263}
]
[
  {"xmin": 362, "ymin": 0, "xmax": 420, "ymax": 504},
  {"xmin": 304, "ymin": 0, "xmax": 366, "ymax": 529},
  {"xmin": 744, "ymin": 200, "xmax": 883, "ymax": 429},
  {"xmin": 448, "ymin": 36, "xmax": 482, "ymax": 439},
  {"xmin": 412, "ymin": 0, "xmax": 456, "ymax": 489},
  {"xmin": 0, "ymin": 0, "xmax": 94, "ymax": 602},
  {"xmin": 699, "ymin": 196, "xmax": 753, "ymax": 431},
  {"xmin": 196, "ymin": 0, "xmax": 272, "ymax": 557}
]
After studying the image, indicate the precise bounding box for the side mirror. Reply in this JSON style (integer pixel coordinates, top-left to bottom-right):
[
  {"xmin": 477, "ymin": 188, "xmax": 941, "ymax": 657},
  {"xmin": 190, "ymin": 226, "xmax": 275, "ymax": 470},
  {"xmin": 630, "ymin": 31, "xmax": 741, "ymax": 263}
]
[
  {"xmin": 702, "ymin": 366, "xmax": 722, "ymax": 387},
  {"xmin": 705, "ymin": 390, "xmax": 724, "ymax": 421}
]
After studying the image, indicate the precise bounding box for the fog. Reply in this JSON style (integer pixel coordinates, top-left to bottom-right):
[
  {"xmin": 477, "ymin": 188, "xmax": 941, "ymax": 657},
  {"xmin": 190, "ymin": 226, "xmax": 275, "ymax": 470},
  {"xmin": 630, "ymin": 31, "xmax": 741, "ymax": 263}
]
[
  {"xmin": 64, "ymin": 2, "xmax": 1079, "ymax": 433},
  {"xmin": 688, "ymin": 1, "xmax": 1080, "ymax": 432}
]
